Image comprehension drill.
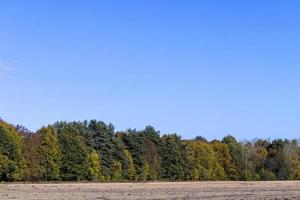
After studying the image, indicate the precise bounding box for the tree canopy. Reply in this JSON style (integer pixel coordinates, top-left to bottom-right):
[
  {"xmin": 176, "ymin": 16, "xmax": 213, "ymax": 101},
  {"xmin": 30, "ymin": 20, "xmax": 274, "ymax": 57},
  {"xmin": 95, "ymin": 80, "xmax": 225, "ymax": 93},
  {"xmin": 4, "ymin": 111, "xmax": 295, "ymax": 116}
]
[{"xmin": 0, "ymin": 118, "xmax": 300, "ymax": 182}]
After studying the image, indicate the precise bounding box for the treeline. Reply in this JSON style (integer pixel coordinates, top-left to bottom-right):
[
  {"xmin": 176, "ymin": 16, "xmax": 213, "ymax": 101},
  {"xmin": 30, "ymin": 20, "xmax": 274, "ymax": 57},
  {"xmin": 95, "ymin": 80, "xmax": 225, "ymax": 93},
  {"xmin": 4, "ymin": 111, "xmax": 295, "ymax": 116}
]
[{"xmin": 1, "ymin": 118, "xmax": 300, "ymax": 182}]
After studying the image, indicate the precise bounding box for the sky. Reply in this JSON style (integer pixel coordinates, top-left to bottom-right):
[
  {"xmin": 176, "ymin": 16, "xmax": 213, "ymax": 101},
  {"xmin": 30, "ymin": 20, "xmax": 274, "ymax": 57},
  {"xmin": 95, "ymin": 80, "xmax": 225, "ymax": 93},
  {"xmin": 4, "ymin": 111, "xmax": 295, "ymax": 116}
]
[{"xmin": 1, "ymin": 0, "xmax": 300, "ymax": 140}]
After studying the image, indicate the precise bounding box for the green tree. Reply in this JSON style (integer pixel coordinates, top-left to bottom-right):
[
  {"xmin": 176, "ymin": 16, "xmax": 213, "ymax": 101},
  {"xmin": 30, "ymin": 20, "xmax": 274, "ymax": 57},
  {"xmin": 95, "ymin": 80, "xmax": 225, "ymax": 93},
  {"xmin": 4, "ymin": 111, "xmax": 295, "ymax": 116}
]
[
  {"xmin": 140, "ymin": 162, "xmax": 150, "ymax": 181},
  {"xmin": 211, "ymin": 140, "xmax": 238, "ymax": 180},
  {"xmin": 186, "ymin": 140, "xmax": 224, "ymax": 180},
  {"xmin": 38, "ymin": 126, "xmax": 61, "ymax": 181},
  {"xmin": 54, "ymin": 122, "xmax": 89, "ymax": 181},
  {"xmin": 121, "ymin": 129, "xmax": 147, "ymax": 180},
  {"xmin": 0, "ymin": 155, "xmax": 15, "ymax": 181},
  {"xmin": 159, "ymin": 134, "xmax": 186, "ymax": 180},
  {"xmin": 123, "ymin": 149, "xmax": 136, "ymax": 180},
  {"xmin": 88, "ymin": 120, "xmax": 117, "ymax": 180},
  {"xmin": 87, "ymin": 150, "xmax": 101, "ymax": 181},
  {"xmin": 0, "ymin": 120, "xmax": 23, "ymax": 181},
  {"xmin": 112, "ymin": 161, "xmax": 122, "ymax": 181},
  {"xmin": 266, "ymin": 139, "xmax": 300, "ymax": 180},
  {"xmin": 242, "ymin": 141, "xmax": 268, "ymax": 180},
  {"xmin": 282, "ymin": 140, "xmax": 300, "ymax": 180},
  {"xmin": 222, "ymin": 135, "xmax": 245, "ymax": 180}
]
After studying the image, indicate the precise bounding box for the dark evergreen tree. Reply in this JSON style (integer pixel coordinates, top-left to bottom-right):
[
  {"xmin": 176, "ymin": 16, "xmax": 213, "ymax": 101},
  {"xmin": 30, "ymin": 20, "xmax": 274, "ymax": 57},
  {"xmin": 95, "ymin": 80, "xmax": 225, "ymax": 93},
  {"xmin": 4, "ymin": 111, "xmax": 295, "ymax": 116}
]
[
  {"xmin": 159, "ymin": 134, "xmax": 186, "ymax": 180},
  {"xmin": 88, "ymin": 120, "xmax": 120, "ymax": 180},
  {"xmin": 121, "ymin": 129, "xmax": 147, "ymax": 180},
  {"xmin": 54, "ymin": 122, "xmax": 89, "ymax": 181}
]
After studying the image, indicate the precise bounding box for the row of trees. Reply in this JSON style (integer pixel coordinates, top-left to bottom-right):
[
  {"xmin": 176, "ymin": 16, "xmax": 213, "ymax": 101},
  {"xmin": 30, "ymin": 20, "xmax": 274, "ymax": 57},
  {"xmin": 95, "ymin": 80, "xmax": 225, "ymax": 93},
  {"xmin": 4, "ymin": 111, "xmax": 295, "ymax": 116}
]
[{"xmin": 1, "ymin": 118, "xmax": 300, "ymax": 182}]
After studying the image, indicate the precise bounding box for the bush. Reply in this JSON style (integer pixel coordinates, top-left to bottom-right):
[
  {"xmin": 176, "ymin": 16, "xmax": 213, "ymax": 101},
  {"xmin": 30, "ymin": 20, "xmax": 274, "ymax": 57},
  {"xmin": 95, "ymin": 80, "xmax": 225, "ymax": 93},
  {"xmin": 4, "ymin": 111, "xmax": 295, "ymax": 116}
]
[{"xmin": 259, "ymin": 169, "xmax": 276, "ymax": 181}]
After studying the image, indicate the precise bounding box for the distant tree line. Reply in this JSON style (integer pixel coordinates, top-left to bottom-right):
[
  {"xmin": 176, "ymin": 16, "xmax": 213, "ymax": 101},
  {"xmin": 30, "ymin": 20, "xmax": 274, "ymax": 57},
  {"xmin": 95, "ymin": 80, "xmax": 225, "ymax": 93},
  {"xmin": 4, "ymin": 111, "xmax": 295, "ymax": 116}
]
[{"xmin": 1, "ymin": 118, "xmax": 300, "ymax": 182}]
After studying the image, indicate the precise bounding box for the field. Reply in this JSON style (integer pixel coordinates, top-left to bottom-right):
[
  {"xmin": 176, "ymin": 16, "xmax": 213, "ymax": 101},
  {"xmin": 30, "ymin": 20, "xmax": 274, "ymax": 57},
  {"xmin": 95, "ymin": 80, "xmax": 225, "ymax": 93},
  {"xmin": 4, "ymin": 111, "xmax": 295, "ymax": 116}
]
[{"xmin": 1, "ymin": 181, "xmax": 300, "ymax": 200}]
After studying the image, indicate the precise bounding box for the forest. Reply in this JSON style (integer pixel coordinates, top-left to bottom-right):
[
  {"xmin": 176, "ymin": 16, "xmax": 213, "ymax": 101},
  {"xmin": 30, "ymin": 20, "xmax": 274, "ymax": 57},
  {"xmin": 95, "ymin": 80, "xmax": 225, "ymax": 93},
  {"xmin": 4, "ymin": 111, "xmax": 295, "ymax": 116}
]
[{"xmin": 1, "ymin": 118, "xmax": 300, "ymax": 182}]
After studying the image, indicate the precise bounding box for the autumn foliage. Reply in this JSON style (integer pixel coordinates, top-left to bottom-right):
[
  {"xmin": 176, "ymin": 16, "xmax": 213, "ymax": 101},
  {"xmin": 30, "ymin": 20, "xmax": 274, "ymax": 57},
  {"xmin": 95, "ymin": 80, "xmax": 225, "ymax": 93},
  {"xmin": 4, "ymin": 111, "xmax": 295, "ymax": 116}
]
[{"xmin": 1, "ymin": 119, "xmax": 300, "ymax": 182}]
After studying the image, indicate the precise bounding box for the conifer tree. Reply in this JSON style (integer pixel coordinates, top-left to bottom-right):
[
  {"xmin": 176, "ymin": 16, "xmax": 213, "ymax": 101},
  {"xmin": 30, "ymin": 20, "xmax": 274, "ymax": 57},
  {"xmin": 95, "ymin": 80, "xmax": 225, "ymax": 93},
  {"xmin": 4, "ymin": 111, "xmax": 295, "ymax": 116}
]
[
  {"xmin": 54, "ymin": 122, "xmax": 89, "ymax": 181},
  {"xmin": 159, "ymin": 134, "xmax": 186, "ymax": 180}
]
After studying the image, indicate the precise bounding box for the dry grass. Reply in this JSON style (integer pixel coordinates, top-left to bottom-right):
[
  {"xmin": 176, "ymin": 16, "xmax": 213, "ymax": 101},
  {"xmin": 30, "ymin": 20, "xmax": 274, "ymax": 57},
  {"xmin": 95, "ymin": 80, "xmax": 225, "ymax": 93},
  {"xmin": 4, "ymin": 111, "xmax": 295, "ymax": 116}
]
[{"xmin": 1, "ymin": 181, "xmax": 300, "ymax": 199}]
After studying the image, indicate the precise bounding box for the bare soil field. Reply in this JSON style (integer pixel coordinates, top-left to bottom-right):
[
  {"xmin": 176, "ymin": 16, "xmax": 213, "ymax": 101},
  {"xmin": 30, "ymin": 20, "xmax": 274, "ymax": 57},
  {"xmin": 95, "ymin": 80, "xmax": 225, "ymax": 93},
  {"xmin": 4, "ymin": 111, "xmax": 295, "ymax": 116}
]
[{"xmin": 1, "ymin": 181, "xmax": 300, "ymax": 200}]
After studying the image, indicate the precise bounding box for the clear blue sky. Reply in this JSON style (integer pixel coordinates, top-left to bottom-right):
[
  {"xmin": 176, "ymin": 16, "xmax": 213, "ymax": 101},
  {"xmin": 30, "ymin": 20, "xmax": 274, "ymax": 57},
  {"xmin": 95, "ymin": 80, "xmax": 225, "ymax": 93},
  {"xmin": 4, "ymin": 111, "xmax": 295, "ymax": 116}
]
[{"xmin": 1, "ymin": 0, "xmax": 300, "ymax": 140}]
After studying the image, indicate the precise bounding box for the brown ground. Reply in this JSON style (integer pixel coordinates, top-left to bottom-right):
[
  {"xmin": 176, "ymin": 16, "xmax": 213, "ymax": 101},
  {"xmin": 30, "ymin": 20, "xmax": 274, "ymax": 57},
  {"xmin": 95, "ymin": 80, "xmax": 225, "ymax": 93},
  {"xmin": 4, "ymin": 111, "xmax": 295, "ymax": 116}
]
[{"xmin": 1, "ymin": 181, "xmax": 300, "ymax": 200}]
